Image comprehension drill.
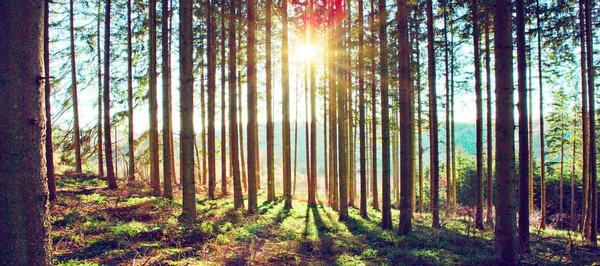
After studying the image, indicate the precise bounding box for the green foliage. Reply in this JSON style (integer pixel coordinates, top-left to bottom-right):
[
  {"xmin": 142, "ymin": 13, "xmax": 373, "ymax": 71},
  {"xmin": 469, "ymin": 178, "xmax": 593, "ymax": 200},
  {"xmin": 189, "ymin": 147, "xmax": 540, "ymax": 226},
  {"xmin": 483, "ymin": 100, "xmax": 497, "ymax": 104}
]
[{"xmin": 111, "ymin": 220, "xmax": 149, "ymax": 237}]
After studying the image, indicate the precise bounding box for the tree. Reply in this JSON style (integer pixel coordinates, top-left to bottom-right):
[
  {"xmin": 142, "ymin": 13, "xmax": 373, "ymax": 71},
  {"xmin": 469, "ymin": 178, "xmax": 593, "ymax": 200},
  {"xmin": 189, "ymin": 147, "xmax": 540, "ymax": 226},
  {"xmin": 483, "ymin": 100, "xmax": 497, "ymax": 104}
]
[
  {"xmin": 370, "ymin": 0, "xmax": 378, "ymax": 211},
  {"xmin": 583, "ymin": 0, "xmax": 596, "ymax": 245},
  {"xmin": 69, "ymin": 0, "xmax": 82, "ymax": 174},
  {"xmin": 494, "ymin": 0, "xmax": 517, "ymax": 262},
  {"xmin": 536, "ymin": 0, "xmax": 546, "ymax": 230},
  {"xmin": 379, "ymin": 0, "xmax": 391, "ymax": 229},
  {"xmin": 397, "ymin": 0, "xmax": 413, "ymax": 235},
  {"xmin": 149, "ymin": 0, "xmax": 160, "ymax": 195},
  {"xmin": 44, "ymin": 0, "xmax": 56, "ymax": 202},
  {"xmin": 308, "ymin": 0, "xmax": 317, "ymax": 207},
  {"xmin": 97, "ymin": 0, "xmax": 104, "ymax": 179},
  {"xmin": 516, "ymin": 0, "xmax": 529, "ymax": 248},
  {"xmin": 484, "ymin": 0, "xmax": 493, "ymax": 226},
  {"xmin": 221, "ymin": 0, "xmax": 228, "ymax": 196},
  {"xmin": 473, "ymin": 0, "xmax": 484, "ymax": 230},
  {"xmin": 207, "ymin": 0, "xmax": 217, "ymax": 200},
  {"xmin": 0, "ymin": 0, "xmax": 52, "ymax": 263},
  {"xmin": 229, "ymin": 0, "xmax": 243, "ymax": 209},
  {"xmin": 358, "ymin": 0, "xmax": 368, "ymax": 218},
  {"xmin": 246, "ymin": 0, "xmax": 258, "ymax": 214},
  {"xmin": 162, "ymin": 0, "xmax": 174, "ymax": 199},
  {"xmin": 104, "ymin": 0, "xmax": 117, "ymax": 190},
  {"xmin": 127, "ymin": 0, "xmax": 135, "ymax": 182},
  {"xmin": 426, "ymin": 0, "xmax": 440, "ymax": 229},
  {"xmin": 180, "ymin": 0, "xmax": 196, "ymax": 220},
  {"xmin": 337, "ymin": 0, "xmax": 349, "ymax": 221},
  {"xmin": 265, "ymin": 0, "xmax": 275, "ymax": 202},
  {"xmin": 282, "ymin": 0, "xmax": 292, "ymax": 210}
]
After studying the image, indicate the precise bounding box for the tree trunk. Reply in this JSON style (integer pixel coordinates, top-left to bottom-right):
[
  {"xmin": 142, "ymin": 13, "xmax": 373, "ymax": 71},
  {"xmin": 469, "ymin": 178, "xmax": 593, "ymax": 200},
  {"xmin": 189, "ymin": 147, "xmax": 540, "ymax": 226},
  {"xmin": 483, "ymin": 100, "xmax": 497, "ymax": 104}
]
[
  {"xmin": 44, "ymin": 0, "xmax": 56, "ymax": 201},
  {"xmin": 379, "ymin": 0, "xmax": 391, "ymax": 229},
  {"xmin": 97, "ymin": 1, "xmax": 104, "ymax": 178},
  {"xmin": 494, "ymin": 0, "xmax": 517, "ymax": 262},
  {"xmin": 265, "ymin": 0, "xmax": 274, "ymax": 201},
  {"xmin": 578, "ymin": 0, "xmax": 589, "ymax": 238},
  {"xmin": 69, "ymin": 0, "xmax": 82, "ymax": 174},
  {"xmin": 416, "ymin": 18, "xmax": 423, "ymax": 213},
  {"xmin": 238, "ymin": 72, "xmax": 247, "ymax": 192},
  {"xmin": 358, "ymin": 0, "xmax": 366, "ymax": 216},
  {"xmin": 282, "ymin": 0, "xmax": 292, "ymax": 210},
  {"xmin": 337, "ymin": 6, "xmax": 349, "ymax": 221},
  {"xmin": 207, "ymin": 0, "xmax": 217, "ymax": 200},
  {"xmin": 473, "ymin": 0, "xmax": 485, "ymax": 231},
  {"xmin": 398, "ymin": 0, "xmax": 413, "ymax": 235},
  {"xmin": 220, "ymin": 0, "xmax": 228, "ymax": 196},
  {"xmin": 484, "ymin": 4, "xmax": 493, "ymax": 226},
  {"xmin": 370, "ymin": 0, "xmax": 378, "ymax": 211},
  {"xmin": 309, "ymin": 4, "xmax": 317, "ymax": 206},
  {"xmin": 162, "ymin": 0, "xmax": 174, "ymax": 199},
  {"xmin": 516, "ymin": 0, "xmax": 529, "ymax": 248},
  {"xmin": 0, "ymin": 0, "xmax": 52, "ymax": 262},
  {"xmin": 180, "ymin": 0, "xmax": 196, "ymax": 220},
  {"xmin": 149, "ymin": 0, "xmax": 160, "ymax": 195},
  {"xmin": 584, "ymin": 0, "xmax": 596, "ymax": 245},
  {"xmin": 229, "ymin": 0, "xmax": 243, "ymax": 209},
  {"xmin": 246, "ymin": 0, "xmax": 258, "ymax": 213},
  {"xmin": 127, "ymin": 0, "xmax": 135, "ymax": 182},
  {"xmin": 426, "ymin": 0, "xmax": 439, "ymax": 229},
  {"xmin": 536, "ymin": 0, "xmax": 546, "ymax": 230},
  {"xmin": 443, "ymin": 0, "xmax": 451, "ymax": 215},
  {"xmin": 103, "ymin": 0, "xmax": 117, "ymax": 190}
]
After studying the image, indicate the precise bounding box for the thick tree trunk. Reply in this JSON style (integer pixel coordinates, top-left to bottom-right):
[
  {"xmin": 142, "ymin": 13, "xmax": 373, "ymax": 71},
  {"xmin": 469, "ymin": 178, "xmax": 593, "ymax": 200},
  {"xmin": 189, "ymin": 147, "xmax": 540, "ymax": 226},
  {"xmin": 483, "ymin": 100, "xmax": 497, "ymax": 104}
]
[
  {"xmin": 398, "ymin": 0, "xmax": 413, "ymax": 235},
  {"xmin": 426, "ymin": 0, "xmax": 439, "ymax": 229},
  {"xmin": 474, "ymin": 0, "xmax": 485, "ymax": 231},
  {"xmin": 69, "ymin": 0, "xmax": 82, "ymax": 174},
  {"xmin": 162, "ymin": 0, "xmax": 174, "ymax": 199},
  {"xmin": 516, "ymin": 0, "xmax": 529, "ymax": 248},
  {"xmin": 180, "ymin": 0, "xmax": 196, "ymax": 220},
  {"xmin": 578, "ymin": 0, "xmax": 589, "ymax": 238},
  {"xmin": 494, "ymin": 0, "xmax": 517, "ymax": 262},
  {"xmin": 149, "ymin": 0, "xmax": 160, "ymax": 195},
  {"xmin": 0, "ymin": 0, "xmax": 52, "ymax": 262},
  {"xmin": 282, "ymin": 0, "xmax": 292, "ymax": 210},
  {"xmin": 584, "ymin": 0, "xmax": 596, "ymax": 245}
]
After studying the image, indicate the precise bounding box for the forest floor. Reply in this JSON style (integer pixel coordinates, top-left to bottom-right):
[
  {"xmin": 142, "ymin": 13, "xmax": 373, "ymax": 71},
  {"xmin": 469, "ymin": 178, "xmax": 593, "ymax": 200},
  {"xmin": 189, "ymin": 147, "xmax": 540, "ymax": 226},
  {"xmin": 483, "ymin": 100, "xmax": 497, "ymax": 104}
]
[{"xmin": 51, "ymin": 173, "xmax": 600, "ymax": 265}]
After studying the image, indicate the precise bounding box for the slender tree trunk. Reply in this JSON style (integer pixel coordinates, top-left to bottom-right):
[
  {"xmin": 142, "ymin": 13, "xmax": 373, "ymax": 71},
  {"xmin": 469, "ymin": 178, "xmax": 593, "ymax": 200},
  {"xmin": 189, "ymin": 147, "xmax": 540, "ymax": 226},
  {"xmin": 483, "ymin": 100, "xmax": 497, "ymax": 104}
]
[
  {"xmin": 229, "ymin": 0, "xmax": 243, "ymax": 208},
  {"xmin": 571, "ymin": 140, "xmax": 576, "ymax": 230},
  {"xmin": 201, "ymin": 55, "xmax": 207, "ymax": 187},
  {"xmin": 162, "ymin": 0, "xmax": 174, "ymax": 199},
  {"xmin": 359, "ymin": 0, "xmax": 367, "ymax": 215},
  {"xmin": 398, "ymin": 0, "xmax": 413, "ymax": 235},
  {"xmin": 127, "ymin": 0, "xmax": 135, "ymax": 182},
  {"xmin": 516, "ymin": 0, "xmax": 529, "ymax": 248},
  {"xmin": 484, "ymin": 5, "xmax": 493, "ymax": 226},
  {"xmin": 584, "ymin": 0, "xmax": 596, "ymax": 245},
  {"xmin": 536, "ymin": 0, "xmax": 546, "ymax": 230},
  {"xmin": 246, "ymin": 0, "xmax": 258, "ymax": 213},
  {"xmin": 0, "ymin": 1, "xmax": 52, "ymax": 262},
  {"xmin": 238, "ymin": 71, "xmax": 247, "ymax": 192},
  {"xmin": 220, "ymin": 0, "xmax": 228, "ymax": 196},
  {"xmin": 97, "ymin": 2, "xmax": 104, "ymax": 178},
  {"xmin": 179, "ymin": 0, "xmax": 196, "ymax": 220},
  {"xmin": 443, "ymin": 0, "xmax": 451, "ymax": 215},
  {"xmin": 473, "ymin": 0, "xmax": 485, "ymax": 231},
  {"xmin": 207, "ymin": 0, "xmax": 217, "ymax": 200},
  {"xmin": 328, "ymin": 1, "xmax": 338, "ymax": 210},
  {"xmin": 149, "ymin": 0, "xmax": 160, "ymax": 195},
  {"xmin": 528, "ymin": 29, "xmax": 534, "ymax": 216},
  {"xmin": 416, "ymin": 22, "xmax": 423, "ymax": 213},
  {"xmin": 44, "ymin": 0, "xmax": 56, "ymax": 201},
  {"xmin": 69, "ymin": 0, "xmax": 82, "ymax": 174},
  {"xmin": 104, "ymin": 0, "xmax": 117, "ymax": 190},
  {"xmin": 578, "ymin": 0, "xmax": 589, "ymax": 237},
  {"xmin": 309, "ymin": 2, "xmax": 317, "ymax": 206},
  {"xmin": 559, "ymin": 132, "xmax": 564, "ymax": 227},
  {"xmin": 426, "ymin": 0, "xmax": 439, "ymax": 229},
  {"xmin": 282, "ymin": 0, "xmax": 292, "ymax": 210},
  {"xmin": 494, "ymin": 0, "xmax": 517, "ymax": 262},
  {"xmin": 337, "ymin": 4, "xmax": 349, "ymax": 221},
  {"xmin": 378, "ymin": 0, "xmax": 391, "ymax": 229},
  {"xmin": 370, "ymin": 0, "xmax": 378, "ymax": 211},
  {"xmin": 449, "ymin": 7, "xmax": 457, "ymax": 212},
  {"xmin": 293, "ymin": 75, "xmax": 298, "ymax": 196},
  {"xmin": 266, "ymin": 0, "xmax": 274, "ymax": 201}
]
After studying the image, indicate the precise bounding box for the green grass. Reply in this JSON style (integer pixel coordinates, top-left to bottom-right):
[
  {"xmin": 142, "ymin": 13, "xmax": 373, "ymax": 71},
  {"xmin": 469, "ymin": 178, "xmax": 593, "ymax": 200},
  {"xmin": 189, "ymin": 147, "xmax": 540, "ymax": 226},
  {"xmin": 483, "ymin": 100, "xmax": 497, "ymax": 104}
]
[{"xmin": 51, "ymin": 175, "xmax": 600, "ymax": 265}]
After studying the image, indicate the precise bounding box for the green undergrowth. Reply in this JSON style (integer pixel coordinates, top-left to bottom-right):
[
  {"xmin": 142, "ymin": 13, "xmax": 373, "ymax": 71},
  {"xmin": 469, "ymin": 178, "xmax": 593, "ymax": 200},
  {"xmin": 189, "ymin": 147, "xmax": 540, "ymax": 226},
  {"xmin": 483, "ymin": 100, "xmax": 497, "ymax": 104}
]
[{"xmin": 51, "ymin": 175, "xmax": 599, "ymax": 265}]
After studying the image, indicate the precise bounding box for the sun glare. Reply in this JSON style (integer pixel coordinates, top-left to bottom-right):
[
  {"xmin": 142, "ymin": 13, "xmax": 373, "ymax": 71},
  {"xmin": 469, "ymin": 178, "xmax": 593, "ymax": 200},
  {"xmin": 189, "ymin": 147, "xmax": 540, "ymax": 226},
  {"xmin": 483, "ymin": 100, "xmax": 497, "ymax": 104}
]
[{"xmin": 297, "ymin": 44, "xmax": 318, "ymax": 59}]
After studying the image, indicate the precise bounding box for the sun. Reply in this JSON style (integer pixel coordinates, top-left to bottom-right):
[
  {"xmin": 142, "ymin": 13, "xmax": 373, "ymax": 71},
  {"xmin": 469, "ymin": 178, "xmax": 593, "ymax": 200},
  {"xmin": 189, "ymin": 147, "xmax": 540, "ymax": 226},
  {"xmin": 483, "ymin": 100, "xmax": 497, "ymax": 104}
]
[{"xmin": 297, "ymin": 44, "xmax": 319, "ymax": 59}]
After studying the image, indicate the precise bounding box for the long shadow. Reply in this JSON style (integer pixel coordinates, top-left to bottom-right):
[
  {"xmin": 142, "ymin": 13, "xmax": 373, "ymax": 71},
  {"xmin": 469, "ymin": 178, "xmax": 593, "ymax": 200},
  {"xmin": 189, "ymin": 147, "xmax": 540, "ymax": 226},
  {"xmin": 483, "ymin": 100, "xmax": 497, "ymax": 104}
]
[
  {"xmin": 294, "ymin": 205, "xmax": 337, "ymax": 263},
  {"xmin": 341, "ymin": 215, "xmax": 495, "ymax": 265}
]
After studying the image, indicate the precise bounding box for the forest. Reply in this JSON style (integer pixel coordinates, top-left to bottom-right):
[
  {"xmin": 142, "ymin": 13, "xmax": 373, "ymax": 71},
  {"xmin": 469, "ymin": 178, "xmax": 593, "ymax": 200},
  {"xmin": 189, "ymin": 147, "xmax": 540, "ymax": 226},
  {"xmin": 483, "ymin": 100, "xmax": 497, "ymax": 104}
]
[{"xmin": 0, "ymin": 0, "xmax": 599, "ymax": 264}]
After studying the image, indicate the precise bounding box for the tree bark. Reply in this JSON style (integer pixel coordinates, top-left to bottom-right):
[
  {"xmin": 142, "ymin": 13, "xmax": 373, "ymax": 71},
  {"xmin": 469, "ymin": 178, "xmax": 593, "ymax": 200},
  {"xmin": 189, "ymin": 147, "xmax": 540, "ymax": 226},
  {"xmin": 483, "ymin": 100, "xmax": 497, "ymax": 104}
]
[
  {"xmin": 494, "ymin": 0, "xmax": 517, "ymax": 262},
  {"xmin": 103, "ymin": 0, "xmax": 117, "ymax": 190},
  {"xmin": 484, "ymin": 4, "xmax": 493, "ymax": 226},
  {"xmin": 69, "ymin": 0, "xmax": 82, "ymax": 174},
  {"xmin": 0, "ymin": 0, "xmax": 52, "ymax": 262},
  {"xmin": 536, "ymin": 0, "xmax": 546, "ymax": 230},
  {"xmin": 516, "ymin": 0, "xmax": 529, "ymax": 248},
  {"xmin": 162, "ymin": 0, "xmax": 174, "ymax": 199},
  {"xmin": 246, "ymin": 0, "xmax": 258, "ymax": 213},
  {"xmin": 584, "ymin": 0, "xmax": 596, "ymax": 245},
  {"xmin": 44, "ymin": 0, "xmax": 56, "ymax": 201},
  {"xmin": 127, "ymin": 0, "xmax": 135, "ymax": 182},
  {"xmin": 229, "ymin": 0, "xmax": 243, "ymax": 209},
  {"xmin": 265, "ymin": 0, "xmax": 274, "ymax": 201},
  {"xmin": 180, "ymin": 0, "xmax": 196, "ymax": 220},
  {"xmin": 426, "ymin": 0, "xmax": 439, "ymax": 229},
  {"xmin": 97, "ymin": 1, "xmax": 104, "ymax": 178},
  {"xmin": 358, "ymin": 0, "xmax": 366, "ymax": 217},
  {"xmin": 207, "ymin": 0, "xmax": 217, "ymax": 200},
  {"xmin": 149, "ymin": 0, "xmax": 160, "ymax": 195},
  {"xmin": 220, "ymin": 0, "xmax": 228, "ymax": 196},
  {"xmin": 379, "ymin": 0, "xmax": 391, "ymax": 229}
]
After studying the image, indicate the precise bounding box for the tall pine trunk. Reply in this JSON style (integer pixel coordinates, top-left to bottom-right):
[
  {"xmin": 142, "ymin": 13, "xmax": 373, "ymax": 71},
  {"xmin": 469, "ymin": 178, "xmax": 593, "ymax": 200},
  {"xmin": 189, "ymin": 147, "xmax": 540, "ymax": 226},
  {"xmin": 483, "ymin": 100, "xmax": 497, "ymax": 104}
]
[
  {"xmin": 104, "ymin": 0, "xmax": 117, "ymax": 190},
  {"xmin": 484, "ymin": 4, "xmax": 493, "ymax": 226},
  {"xmin": 282, "ymin": 0, "xmax": 292, "ymax": 210},
  {"xmin": 246, "ymin": 0, "xmax": 258, "ymax": 213},
  {"xmin": 494, "ymin": 0, "xmax": 517, "ymax": 262},
  {"xmin": 207, "ymin": 0, "xmax": 217, "ymax": 199},
  {"xmin": 358, "ymin": 0, "xmax": 367, "ymax": 218},
  {"xmin": 69, "ymin": 0, "xmax": 82, "ymax": 174},
  {"xmin": 220, "ymin": 0, "xmax": 228, "ymax": 196},
  {"xmin": 229, "ymin": 0, "xmax": 243, "ymax": 209},
  {"xmin": 426, "ymin": 0, "xmax": 440, "ymax": 229},
  {"xmin": 97, "ymin": 1, "xmax": 104, "ymax": 178},
  {"xmin": 516, "ymin": 0, "xmax": 529, "ymax": 248},
  {"xmin": 162, "ymin": 0, "xmax": 174, "ymax": 199},
  {"xmin": 536, "ymin": 0, "xmax": 546, "ymax": 230},
  {"xmin": 44, "ymin": 0, "xmax": 56, "ymax": 201},
  {"xmin": 379, "ymin": 0, "xmax": 391, "ymax": 229},
  {"xmin": 127, "ymin": 0, "xmax": 135, "ymax": 182},
  {"xmin": 584, "ymin": 0, "xmax": 596, "ymax": 245},
  {"xmin": 473, "ymin": 0, "xmax": 484, "ymax": 230},
  {"xmin": 0, "ymin": 1, "xmax": 52, "ymax": 262},
  {"xmin": 149, "ymin": 0, "xmax": 160, "ymax": 195}
]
